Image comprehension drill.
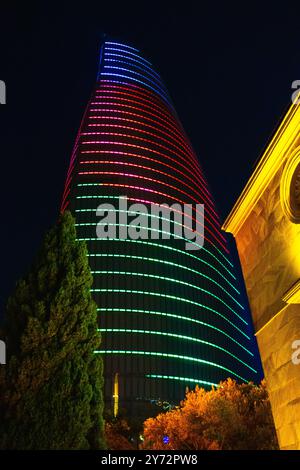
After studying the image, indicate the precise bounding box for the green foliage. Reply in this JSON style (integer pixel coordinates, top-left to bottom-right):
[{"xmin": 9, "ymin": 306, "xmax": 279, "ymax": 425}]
[
  {"xmin": 142, "ymin": 378, "xmax": 279, "ymax": 450},
  {"xmin": 0, "ymin": 211, "xmax": 105, "ymax": 449}
]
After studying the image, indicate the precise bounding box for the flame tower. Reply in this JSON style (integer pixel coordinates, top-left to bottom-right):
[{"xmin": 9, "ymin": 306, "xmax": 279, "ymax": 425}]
[{"xmin": 61, "ymin": 40, "xmax": 258, "ymax": 412}]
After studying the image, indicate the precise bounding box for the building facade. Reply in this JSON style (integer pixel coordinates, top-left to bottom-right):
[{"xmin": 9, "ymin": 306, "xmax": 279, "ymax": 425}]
[
  {"xmin": 223, "ymin": 101, "xmax": 300, "ymax": 449},
  {"xmin": 62, "ymin": 40, "xmax": 258, "ymax": 413}
]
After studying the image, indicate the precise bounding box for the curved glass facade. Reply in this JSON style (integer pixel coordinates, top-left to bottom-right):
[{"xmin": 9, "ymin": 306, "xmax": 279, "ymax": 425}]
[{"xmin": 61, "ymin": 40, "xmax": 258, "ymax": 411}]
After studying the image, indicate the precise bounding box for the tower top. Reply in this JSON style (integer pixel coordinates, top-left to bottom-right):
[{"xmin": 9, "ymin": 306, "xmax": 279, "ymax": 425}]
[{"xmin": 96, "ymin": 39, "xmax": 174, "ymax": 111}]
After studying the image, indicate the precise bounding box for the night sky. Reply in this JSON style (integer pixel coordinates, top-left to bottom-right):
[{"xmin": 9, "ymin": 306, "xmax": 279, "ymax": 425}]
[{"xmin": 0, "ymin": 1, "xmax": 299, "ymax": 320}]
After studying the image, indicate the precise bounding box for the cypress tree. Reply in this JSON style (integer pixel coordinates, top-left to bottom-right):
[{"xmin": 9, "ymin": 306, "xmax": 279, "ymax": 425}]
[{"xmin": 0, "ymin": 211, "xmax": 105, "ymax": 449}]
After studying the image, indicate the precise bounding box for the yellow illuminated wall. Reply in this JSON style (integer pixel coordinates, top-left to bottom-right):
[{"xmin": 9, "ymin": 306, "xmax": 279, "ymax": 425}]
[{"xmin": 223, "ymin": 100, "xmax": 300, "ymax": 450}]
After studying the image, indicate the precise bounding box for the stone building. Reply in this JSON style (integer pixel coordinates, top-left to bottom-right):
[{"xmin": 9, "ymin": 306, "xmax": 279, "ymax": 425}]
[{"xmin": 223, "ymin": 101, "xmax": 300, "ymax": 449}]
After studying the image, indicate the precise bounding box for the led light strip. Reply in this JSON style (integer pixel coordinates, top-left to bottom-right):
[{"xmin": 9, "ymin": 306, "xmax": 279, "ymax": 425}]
[
  {"xmin": 81, "ymin": 143, "xmax": 208, "ymax": 197},
  {"xmin": 100, "ymin": 74, "xmax": 170, "ymax": 106},
  {"xmin": 97, "ymin": 308, "xmax": 253, "ymax": 355},
  {"xmin": 101, "ymin": 78, "xmax": 176, "ymax": 114},
  {"xmin": 89, "ymin": 101, "xmax": 197, "ymax": 159},
  {"xmin": 80, "ymin": 235, "xmax": 235, "ymax": 283},
  {"xmin": 77, "ymin": 220, "xmax": 221, "ymax": 264},
  {"xmin": 76, "ymin": 220, "xmax": 236, "ymax": 283},
  {"xmin": 77, "ymin": 172, "xmax": 227, "ymax": 251},
  {"xmin": 105, "ymin": 41, "xmax": 140, "ymax": 53},
  {"xmin": 75, "ymin": 204, "xmax": 237, "ymax": 296},
  {"xmin": 91, "ymin": 93, "xmax": 193, "ymax": 149},
  {"xmin": 87, "ymin": 252, "xmax": 243, "ymax": 309},
  {"xmin": 93, "ymin": 270, "xmax": 246, "ymax": 321},
  {"xmin": 77, "ymin": 206, "xmax": 205, "ymax": 246},
  {"xmin": 104, "ymin": 53, "xmax": 161, "ymax": 80},
  {"xmin": 91, "ymin": 289, "xmax": 250, "ymax": 339},
  {"xmin": 79, "ymin": 149, "xmax": 213, "ymax": 208},
  {"xmin": 83, "ymin": 117, "xmax": 207, "ymax": 184},
  {"xmin": 93, "ymin": 349, "xmax": 249, "ymax": 382},
  {"xmin": 95, "ymin": 83, "xmax": 194, "ymax": 153},
  {"xmin": 84, "ymin": 110, "xmax": 204, "ymax": 173},
  {"xmin": 76, "ymin": 185, "xmax": 232, "ymax": 271},
  {"xmin": 95, "ymin": 84, "xmax": 172, "ymax": 115},
  {"xmin": 98, "ymin": 328, "xmax": 256, "ymax": 372},
  {"xmin": 79, "ymin": 164, "xmax": 219, "ymax": 239},
  {"xmin": 104, "ymin": 47, "xmax": 153, "ymax": 67},
  {"xmin": 99, "ymin": 73, "xmax": 170, "ymax": 112},
  {"xmin": 145, "ymin": 375, "xmax": 218, "ymax": 387},
  {"xmin": 76, "ymin": 218, "xmax": 235, "ymax": 278},
  {"xmin": 77, "ymin": 201, "xmax": 236, "ymax": 288},
  {"xmin": 104, "ymin": 65, "xmax": 164, "ymax": 91},
  {"xmin": 89, "ymin": 98, "xmax": 194, "ymax": 154},
  {"xmin": 79, "ymin": 156, "xmax": 220, "ymax": 224},
  {"xmin": 88, "ymin": 108, "xmax": 204, "ymax": 176},
  {"xmin": 104, "ymin": 59, "xmax": 162, "ymax": 84},
  {"xmin": 77, "ymin": 219, "xmax": 205, "ymax": 250}
]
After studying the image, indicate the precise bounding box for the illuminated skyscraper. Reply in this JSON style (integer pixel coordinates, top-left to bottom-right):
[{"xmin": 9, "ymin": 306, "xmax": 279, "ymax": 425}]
[{"xmin": 61, "ymin": 40, "xmax": 258, "ymax": 412}]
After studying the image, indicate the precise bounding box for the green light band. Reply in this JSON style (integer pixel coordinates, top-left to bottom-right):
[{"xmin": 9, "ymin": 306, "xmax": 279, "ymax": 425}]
[
  {"xmin": 93, "ymin": 349, "xmax": 249, "ymax": 382},
  {"xmin": 92, "ymin": 288, "xmax": 250, "ymax": 339},
  {"xmin": 76, "ymin": 230, "xmax": 235, "ymax": 281},
  {"xmin": 77, "ymin": 232, "xmax": 237, "ymax": 285},
  {"xmin": 93, "ymin": 270, "xmax": 246, "ymax": 322},
  {"xmin": 76, "ymin": 220, "xmax": 206, "ymax": 252},
  {"xmin": 98, "ymin": 328, "xmax": 257, "ymax": 373},
  {"xmin": 77, "ymin": 206, "xmax": 206, "ymax": 248},
  {"xmin": 145, "ymin": 374, "xmax": 218, "ymax": 387},
  {"xmin": 97, "ymin": 308, "xmax": 254, "ymax": 355},
  {"xmin": 90, "ymin": 257, "xmax": 244, "ymax": 311},
  {"xmin": 76, "ymin": 186, "xmax": 234, "ymax": 268}
]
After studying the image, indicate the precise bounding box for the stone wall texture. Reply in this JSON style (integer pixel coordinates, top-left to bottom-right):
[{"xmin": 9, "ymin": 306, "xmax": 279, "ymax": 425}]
[{"xmin": 234, "ymin": 141, "xmax": 300, "ymax": 449}]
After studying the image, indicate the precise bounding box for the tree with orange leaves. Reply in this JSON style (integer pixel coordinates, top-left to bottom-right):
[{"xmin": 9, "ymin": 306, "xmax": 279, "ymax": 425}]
[{"xmin": 141, "ymin": 379, "xmax": 278, "ymax": 450}]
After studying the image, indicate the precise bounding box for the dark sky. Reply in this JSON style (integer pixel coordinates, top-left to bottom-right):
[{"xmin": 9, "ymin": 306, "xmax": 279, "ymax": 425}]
[{"xmin": 0, "ymin": 1, "xmax": 299, "ymax": 310}]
